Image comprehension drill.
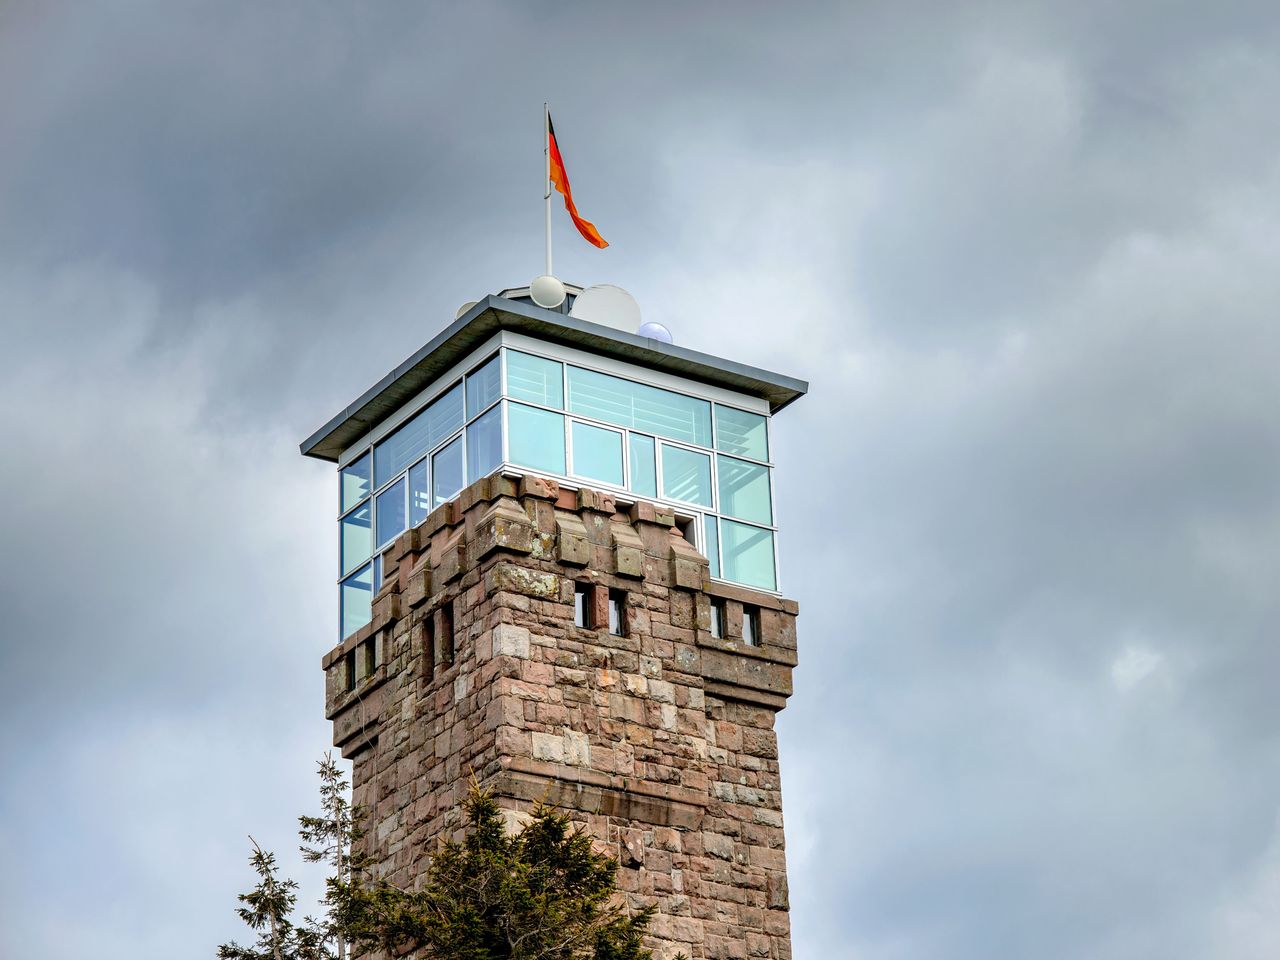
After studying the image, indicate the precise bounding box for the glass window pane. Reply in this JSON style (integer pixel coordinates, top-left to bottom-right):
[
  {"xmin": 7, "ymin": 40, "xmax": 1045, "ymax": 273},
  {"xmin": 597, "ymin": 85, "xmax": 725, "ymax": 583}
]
[
  {"xmin": 409, "ymin": 460, "xmax": 430, "ymax": 527},
  {"xmin": 340, "ymin": 563, "xmax": 373, "ymax": 638},
  {"xmin": 432, "ymin": 436, "xmax": 464, "ymax": 507},
  {"xmin": 571, "ymin": 421, "xmax": 623, "ymax": 486},
  {"xmin": 721, "ymin": 520, "xmax": 776, "ymax": 591},
  {"xmin": 506, "ymin": 351, "xmax": 564, "ymax": 408},
  {"xmin": 467, "ymin": 405, "xmax": 503, "ymax": 481},
  {"xmin": 340, "ymin": 452, "xmax": 371, "ymax": 513},
  {"xmin": 374, "ymin": 382, "xmax": 464, "ymax": 485},
  {"xmin": 376, "ymin": 478, "xmax": 406, "ymax": 548},
  {"xmin": 660, "ymin": 444, "xmax": 712, "ymax": 507},
  {"xmin": 508, "ymin": 403, "xmax": 566, "ymax": 476},
  {"xmin": 567, "ymin": 366, "xmax": 711, "ymax": 447},
  {"xmin": 716, "ymin": 456, "xmax": 773, "ymax": 525},
  {"xmin": 628, "ymin": 433, "xmax": 657, "ymax": 498},
  {"xmin": 703, "ymin": 515, "xmax": 721, "ymax": 579},
  {"xmin": 715, "ymin": 406, "xmax": 769, "ymax": 461},
  {"xmin": 340, "ymin": 502, "xmax": 372, "ymax": 576},
  {"xmin": 466, "ymin": 354, "xmax": 500, "ymax": 419}
]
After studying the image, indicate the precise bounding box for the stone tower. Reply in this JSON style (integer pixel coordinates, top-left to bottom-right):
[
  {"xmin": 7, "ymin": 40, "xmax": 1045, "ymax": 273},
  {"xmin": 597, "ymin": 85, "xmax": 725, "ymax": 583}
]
[{"xmin": 301, "ymin": 285, "xmax": 807, "ymax": 959}]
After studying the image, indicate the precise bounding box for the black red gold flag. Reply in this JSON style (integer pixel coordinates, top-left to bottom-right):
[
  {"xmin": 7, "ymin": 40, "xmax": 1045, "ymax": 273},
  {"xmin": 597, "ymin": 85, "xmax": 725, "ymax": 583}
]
[{"xmin": 547, "ymin": 114, "xmax": 608, "ymax": 249}]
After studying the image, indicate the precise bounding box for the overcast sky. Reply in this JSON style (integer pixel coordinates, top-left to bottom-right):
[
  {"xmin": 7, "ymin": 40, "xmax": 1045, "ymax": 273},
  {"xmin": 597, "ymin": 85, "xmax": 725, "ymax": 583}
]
[{"xmin": 2, "ymin": 2, "xmax": 1278, "ymax": 957}]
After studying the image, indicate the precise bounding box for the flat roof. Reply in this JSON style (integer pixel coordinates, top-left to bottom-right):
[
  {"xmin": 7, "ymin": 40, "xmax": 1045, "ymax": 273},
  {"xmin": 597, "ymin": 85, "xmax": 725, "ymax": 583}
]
[{"xmin": 300, "ymin": 293, "xmax": 809, "ymax": 462}]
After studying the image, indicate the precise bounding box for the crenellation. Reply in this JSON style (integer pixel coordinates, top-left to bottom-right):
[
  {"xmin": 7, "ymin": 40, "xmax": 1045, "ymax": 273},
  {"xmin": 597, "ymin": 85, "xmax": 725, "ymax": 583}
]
[{"xmin": 323, "ymin": 472, "xmax": 797, "ymax": 958}]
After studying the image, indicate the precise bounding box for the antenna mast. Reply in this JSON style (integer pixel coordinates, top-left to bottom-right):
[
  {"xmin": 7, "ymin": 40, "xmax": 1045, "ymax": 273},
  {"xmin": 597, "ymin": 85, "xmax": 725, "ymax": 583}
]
[{"xmin": 543, "ymin": 102, "xmax": 553, "ymax": 277}]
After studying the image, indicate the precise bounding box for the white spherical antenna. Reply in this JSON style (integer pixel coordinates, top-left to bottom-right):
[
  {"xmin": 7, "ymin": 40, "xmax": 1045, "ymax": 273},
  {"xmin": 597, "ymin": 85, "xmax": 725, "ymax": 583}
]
[
  {"xmin": 569, "ymin": 284, "xmax": 641, "ymax": 332},
  {"xmin": 455, "ymin": 300, "xmax": 479, "ymax": 320},
  {"xmin": 530, "ymin": 275, "xmax": 567, "ymax": 309},
  {"xmin": 636, "ymin": 321, "xmax": 673, "ymax": 344}
]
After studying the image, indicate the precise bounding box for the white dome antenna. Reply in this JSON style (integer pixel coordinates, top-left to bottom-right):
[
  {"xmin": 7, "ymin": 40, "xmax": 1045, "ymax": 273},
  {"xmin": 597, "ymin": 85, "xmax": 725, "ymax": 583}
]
[
  {"xmin": 569, "ymin": 284, "xmax": 641, "ymax": 332},
  {"xmin": 530, "ymin": 275, "xmax": 567, "ymax": 309},
  {"xmin": 637, "ymin": 321, "xmax": 674, "ymax": 344}
]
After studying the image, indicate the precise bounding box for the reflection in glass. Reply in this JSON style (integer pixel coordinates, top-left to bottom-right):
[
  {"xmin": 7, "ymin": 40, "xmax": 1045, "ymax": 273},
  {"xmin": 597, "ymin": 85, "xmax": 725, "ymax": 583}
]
[
  {"xmin": 341, "ymin": 453, "xmax": 371, "ymax": 513},
  {"xmin": 508, "ymin": 403, "xmax": 566, "ymax": 476},
  {"xmin": 714, "ymin": 406, "xmax": 769, "ymax": 461},
  {"xmin": 571, "ymin": 421, "xmax": 624, "ymax": 486},
  {"xmin": 432, "ymin": 436, "xmax": 464, "ymax": 508},
  {"xmin": 467, "ymin": 405, "xmax": 503, "ymax": 481},
  {"xmin": 703, "ymin": 515, "xmax": 721, "ymax": 579},
  {"xmin": 660, "ymin": 444, "xmax": 712, "ymax": 507},
  {"xmin": 506, "ymin": 351, "xmax": 564, "ymax": 408},
  {"xmin": 340, "ymin": 563, "xmax": 373, "ymax": 638},
  {"xmin": 340, "ymin": 503, "xmax": 372, "ymax": 576},
  {"xmin": 721, "ymin": 520, "xmax": 776, "ymax": 591},
  {"xmin": 374, "ymin": 383, "xmax": 464, "ymax": 484},
  {"xmin": 567, "ymin": 366, "xmax": 711, "ymax": 447},
  {"xmin": 716, "ymin": 456, "xmax": 773, "ymax": 525},
  {"xmin": 409, "ymin": 460, "xmax": 430, "ymax": 527},
  {"xmin": 376, "ymin": 479, "xmax": 406, "ymax": 548},
  {"xmin": 628, "ymin": 433, "xmax": 657, "ymax": 498},
  {"xmin": 466, "ymin": 354, "xmax": 501, "ymax": 419}
]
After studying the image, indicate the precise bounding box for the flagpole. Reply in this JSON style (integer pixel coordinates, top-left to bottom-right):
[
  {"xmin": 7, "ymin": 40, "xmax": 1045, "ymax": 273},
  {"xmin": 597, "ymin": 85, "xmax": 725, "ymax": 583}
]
[{"xmin": 543, "ymin": 102, "xmax": 552, "ymax": 277}]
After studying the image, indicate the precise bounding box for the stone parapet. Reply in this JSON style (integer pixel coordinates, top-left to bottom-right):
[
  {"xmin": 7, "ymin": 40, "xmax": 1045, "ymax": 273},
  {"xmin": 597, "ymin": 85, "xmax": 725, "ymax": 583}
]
[{"xmin": 322, "ymin": 471, "xmax": 798, "ymax": 960}]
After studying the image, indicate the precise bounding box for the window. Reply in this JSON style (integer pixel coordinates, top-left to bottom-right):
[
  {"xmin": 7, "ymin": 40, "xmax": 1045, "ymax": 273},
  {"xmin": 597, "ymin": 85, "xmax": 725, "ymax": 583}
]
[
  {"xmin": 465, "ymin": 354, "xmax": 500, "ymax": 419},
  {"xmin": 715, "ymin": 405, "xmax": 769, "ymax": 461},
  {"xmin": 338, "ymin": 347, "xmax": 782, "ymax": 642},
  {"xmin": 466, "ymin": 405, "xmax": 503, "ymax": 481},
  {"xmin": 573, "ymin": 582, "xmax": 592, "ymax": 628},
  {"xmin": 508, "ymin": 403, "xmax": 566, "ymax": 476},
  {"xmin": 362, "ymin": 637, "xmax": 377, "ymax": 676},
  {"xmin": 423, "ymin": 612, "xmax": 436, "ymax": 680},
  {"xmin": 340, "ymin": 503, "xmax": 372, "ymax": 576},
  {"xmin": 742, "ymin": 605, "xmax": 761, "ymax": 647},
  {"xmin": 608, "ymin": 589, "xmax": 626, "ymax": 637},
  {"xmin": 345, "ymin": 647, "xmax": 357, "ymax": 691},
  {"xmin": 408, "ymin": 459, "xmax": 430, "ymax": 526},
  {"xmin": 722, "ymin": 520, "xmax": 776, "ymax": 591},
  {"xmin": 507, "ymin": 350, "xmax": 564, "ymax": 407},
  {"xmin": 432, "ymin": 436, "xmax": 464, "ymax": 508},
  {"xmin": 628, "ymin": 433, "xmax": 657, "ymax": 498},
  {"xmin": 709, "ymin": 598, "xmax": 725, "ymax": 639},
  {"xmin": 660, "ymin": 444, "xmax": 712, "ymax": 507},
  {"xmin": 375, "ymin": 478, "xmax": 406, "ymax": 548},
  {"xmin": 439, "ymin": 599, "xmax": 456, "ymax": 663},
  {"xmin": 374, "ymin": 382, "xmax": 464, "ymax": 485},
  {"xmin": 717, "ymin": 456, "xmax": 773, "ymax": 525},
  {"xmin": 567, "ymin": 366, "xmax": 712, "ymax": 447},
  {"xmin": 340, "ymin": 563, "xmax": 373, "ymax": 639},
  {"xmin": 341, "ymin": 452, "xmax": 371, "ymax": 512},
  {"xmin": 571, "ymin": 421, "xmax": 624, "ymax": 487}
]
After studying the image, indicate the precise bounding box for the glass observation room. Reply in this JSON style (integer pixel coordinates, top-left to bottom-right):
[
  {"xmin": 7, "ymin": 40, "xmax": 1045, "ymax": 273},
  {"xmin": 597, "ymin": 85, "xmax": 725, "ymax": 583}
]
[{"xmin": 301, "ymin": 290, "xmax": 807, "ymax": 640}]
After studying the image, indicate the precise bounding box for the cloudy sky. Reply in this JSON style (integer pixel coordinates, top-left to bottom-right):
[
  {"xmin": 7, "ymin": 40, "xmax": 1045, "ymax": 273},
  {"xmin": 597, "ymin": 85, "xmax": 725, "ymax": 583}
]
[{"xmin": 2, "ymin": 1, "xmax": 1278, "ymax": 957}]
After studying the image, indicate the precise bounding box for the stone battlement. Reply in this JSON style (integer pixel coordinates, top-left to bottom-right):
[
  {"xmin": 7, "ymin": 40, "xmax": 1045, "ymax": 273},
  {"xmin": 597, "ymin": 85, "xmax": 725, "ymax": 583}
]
[{"xmin": 322, "ymin": 471, "xmax": 798, "ymax": 960}]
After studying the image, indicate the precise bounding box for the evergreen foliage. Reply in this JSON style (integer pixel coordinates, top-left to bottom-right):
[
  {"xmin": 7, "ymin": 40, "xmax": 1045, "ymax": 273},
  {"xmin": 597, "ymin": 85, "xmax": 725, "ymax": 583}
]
[
  {"xmin": 221, "ymin": 761, "xmax": 676, "ymax": 960},
  {"xmin": 219, "ymin": 754, "xmax": 359, "ymax": 960},
  {"xmin": 334, "ymin": 784, "xmax": 665, "ymax": 959}
]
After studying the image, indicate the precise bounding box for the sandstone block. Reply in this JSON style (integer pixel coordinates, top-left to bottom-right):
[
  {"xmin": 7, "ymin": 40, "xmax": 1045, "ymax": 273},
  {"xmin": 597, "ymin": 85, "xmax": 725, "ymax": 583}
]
[
  {"xmin": 491, "ymin": 623, "xmax": 531, "ymax": 659},
  {"xmin": 531, "ymin": 732, "xmax": 565, "ymax": 763}
]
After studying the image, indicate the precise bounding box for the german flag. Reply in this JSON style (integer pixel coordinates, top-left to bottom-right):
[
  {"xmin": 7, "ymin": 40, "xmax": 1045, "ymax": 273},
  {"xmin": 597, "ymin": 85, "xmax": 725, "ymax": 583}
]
[{"xmin": 548, "ymin": 113, "xmax": 608, "ymax": 249}]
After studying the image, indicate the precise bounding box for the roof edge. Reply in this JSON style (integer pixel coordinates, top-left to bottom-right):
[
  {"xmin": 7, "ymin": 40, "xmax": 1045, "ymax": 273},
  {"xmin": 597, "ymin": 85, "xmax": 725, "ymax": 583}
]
[{"xmin": 300, "ymin": 294, "xmax": 808, "ymax": 463}]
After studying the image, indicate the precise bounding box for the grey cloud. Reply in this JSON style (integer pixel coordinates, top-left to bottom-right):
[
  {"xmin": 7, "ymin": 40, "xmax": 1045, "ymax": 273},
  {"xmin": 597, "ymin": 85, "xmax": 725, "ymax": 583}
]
[{"xmin": 2, "ymin": 2, "xmax": 1277, "ymax": 958}]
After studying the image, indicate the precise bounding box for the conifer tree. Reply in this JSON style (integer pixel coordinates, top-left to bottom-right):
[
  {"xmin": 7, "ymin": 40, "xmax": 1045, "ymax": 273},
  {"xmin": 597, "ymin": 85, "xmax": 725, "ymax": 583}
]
[
  {"xmin": 299, "ymin": 753, "xmax": 364, "ymax": 960},
  {"xmin": 333, "ymin": 783, "xmax": 674, "ymax": 960},
  {"xmin": 222, "ymin": 762, "xmax": 676, "ymax": 960},
  {"xmin": 218, "ymin": 838, "xmax": 306, "ymax": 960}
]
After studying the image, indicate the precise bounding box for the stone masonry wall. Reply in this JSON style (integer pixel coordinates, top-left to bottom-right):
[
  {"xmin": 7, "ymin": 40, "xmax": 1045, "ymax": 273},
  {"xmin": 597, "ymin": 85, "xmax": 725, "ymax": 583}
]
[{"xmin": 322, "ymin": 472, "xmax": 799, "ymax": 960}]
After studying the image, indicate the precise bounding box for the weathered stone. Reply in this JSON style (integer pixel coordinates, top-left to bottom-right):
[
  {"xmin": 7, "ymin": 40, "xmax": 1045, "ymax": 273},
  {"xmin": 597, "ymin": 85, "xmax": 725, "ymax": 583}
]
[
  {"xmin": 321, "ymin": 476, "xmax": 799, "ymax": 960},
  {"xmin": 491, "ymin": 623, "xmax": 531, "ymax": 659}
]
